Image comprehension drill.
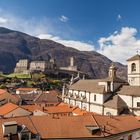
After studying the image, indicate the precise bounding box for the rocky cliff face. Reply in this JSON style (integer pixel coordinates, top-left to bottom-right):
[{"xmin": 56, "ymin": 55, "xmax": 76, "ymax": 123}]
[{"xmin": 0, "ymin": 27, "xmax": 127, "ymax": 79}]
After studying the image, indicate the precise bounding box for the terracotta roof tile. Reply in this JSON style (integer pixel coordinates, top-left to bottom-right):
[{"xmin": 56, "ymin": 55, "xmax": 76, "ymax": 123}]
[
  {"xmin": 0, "ymin": 89, "xmax": 7, "ymax": 95},
  {"xmin": 44, "ymin": 105, "xmax": 75, "ymax": 114},
  {"xmin": 72, "ymin": 108, "xmax": 88, "ymax": 115},
  {"xmin": 0, "ymin": 103, "xmax": 18, "ymax": 115},
  {"xmin": 22, "ymin": 104, "xmax": 43, "ymax": 112},
  {"xmin": 0, "ymin": 115, "xmax": 140, "ymax": 139},
  {"xmin": 16, "ymin": 88, "xmax": 38, "ymax": 91}
]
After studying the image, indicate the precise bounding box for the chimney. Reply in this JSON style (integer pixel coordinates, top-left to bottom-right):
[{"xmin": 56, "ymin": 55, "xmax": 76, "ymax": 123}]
[{"xmin": 2, "ymin": 121, "xmax": 17, "ymax": 136}]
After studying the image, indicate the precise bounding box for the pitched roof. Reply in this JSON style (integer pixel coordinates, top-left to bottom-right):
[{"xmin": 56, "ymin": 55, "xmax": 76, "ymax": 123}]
[
  {"xmin": 69, "ymin": 80, "xmax": 105, "ymax": 94},
  {"xmin": 34, "ymin": 90, "xmax": 59, "ymax": 103},
  {"xmin": 0, "ymin": 115, "xmax": 140, "ymax": 139},
  {"xmin": 103, "ymin": 77, "xmax": 126, "ymax": 83},
  {"xmin": 94, "ymin": 115, "xmax": 140, "ymax": 137},
  {"xmin": 17, "ymin": 93, "xmax": 38, "ymax": 105},
  {"xmin": 0, "ymin": 92, "xmax": 19, "ymax": 105},
  {"xmin": 0, "ymin": 116, "xmax": 37, "ymax": 140},
  {"xmin": 0, "ymin": 89, "xmax": 7, "ymax": 95},
  {"xmin": 16, "ymin": 88, "xmax": 38, "ymax": 91},
  {"xmin": 104, "ymin": 95, "xmax": 127, "ymax": 109},
  {"xmin": 118, "ymin": 85, "xmax": 140, "ymax": 96},
  {"xmin": 25, "ymin": 115, "xmax": 140, "ymax": 138},
  {"xmin": 22, "ymin": 104, "xmax": 43, "ymax": 112},
  {"xmin": 0, "ymin": 103, "xmax": 18, "ymax": 115},
  {"xmin": 0, "ymin": 103, "xmax": 32, "ymax": 116},
  {"xmin": 72, "ymin": 108, "xmax": 88, "ymax": 115},
  {"xmin": 127, "ymin": 54, "xmax": 140, "ymax": 61},
  {"xmin": 44, "ymin": 105, "xmax": 76, "ymax": 114}
]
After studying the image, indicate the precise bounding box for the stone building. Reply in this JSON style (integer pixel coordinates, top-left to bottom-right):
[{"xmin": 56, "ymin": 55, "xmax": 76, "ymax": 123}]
[
  {"xmin": 29, "ymin": 61, "xmax": 46, "ymax": 72},
  {"xmin": 14, "ymin": 59, "xmax": 29, "ymax": 74},
  {"xmin": 62, "ymin": 54, "xmax": 140, "ymax": 116},
  {"xmin": 14, "ymin": 58, "xmax": 56, "ymax": 73},
  {"xmin": 60, "ymin": 57, "xmax": 77, "ymax": 71},
  {"xmin": 62, "ymin": 63, "xmax": 125, "ymax": 115}
]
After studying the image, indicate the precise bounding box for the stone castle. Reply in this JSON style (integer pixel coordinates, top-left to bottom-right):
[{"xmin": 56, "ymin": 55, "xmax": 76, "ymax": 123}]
[
  {"xmin": 14, "ymin": 57, "xmax": 77, "ymax": 74},
  {"xmin": 14, "ymin": 58, "xmax": 56, "ymax": 74}
]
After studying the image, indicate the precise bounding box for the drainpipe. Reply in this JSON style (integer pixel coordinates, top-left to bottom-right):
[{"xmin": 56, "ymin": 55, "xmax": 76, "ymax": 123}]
[
  {"xmin": 89, "ymin": 92, "xmax": 90, "ymax": 112},
  {"xmin": 132, "ymin": 96, "xmax": 134, "ymax": 115},
  {"xmin": 102, "ymin": 105, "xmax": 104, "ymax": 115}
]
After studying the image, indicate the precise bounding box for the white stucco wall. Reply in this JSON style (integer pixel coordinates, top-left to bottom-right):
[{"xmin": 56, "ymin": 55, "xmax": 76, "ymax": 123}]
[
  {"xmin": 82, "ymin": 102, "xmax": 89, "ymax": 111},
  {"xmin": 33, "ymin": 110, "xmax": 47, "ymax": 116},
  {"xmin": 90, "ymin": 104, "xmax": 103, "ymax": 114},
  {"xmin": 133, "ymin": 97, "xmax": 140, "ymax": 108},
  {"xmin": 69, "ymin": 99, "xmax": 75, "ymax": 106},
  {"xmin": 104, "ymin": 107, "xmax": 118, "ymax": 115},
  {"xmin": 119, "ymin": 95, "xmax": 132, "ymax": 107},
  {"xmin": 75, "ymin": 101, "xmax": 82, "ymax": 108},
  {"xmin": 134, "ymin": 110, "xmax": 140, "ymax": 116},
  {"xmin": 64, "ymin": 98, "xmax": 70, "ymax": 104},
  {"xmin": 90, "ymin": 93, "xmax": 103, "ymax": 104},
  {"xmin": 128, "ymin": 59, "xmax": 140, "ymax": 86}
]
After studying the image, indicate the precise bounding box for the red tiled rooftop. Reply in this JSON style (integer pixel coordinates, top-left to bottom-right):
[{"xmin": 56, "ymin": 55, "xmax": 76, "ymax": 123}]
[
  {"xmin": 0, "ymin": 89, "xmax": 7, "ymax": 95},
  {"xmin": 0, "ymin": 103, "xmax": 18, "ymax": 115},
  {"xmin": 16, "ymin": 88, "xmax": 38, "ymax": 91},
  {"xmin": 0, "ymin": 115, "xmax": 140, "ymax": 139}
]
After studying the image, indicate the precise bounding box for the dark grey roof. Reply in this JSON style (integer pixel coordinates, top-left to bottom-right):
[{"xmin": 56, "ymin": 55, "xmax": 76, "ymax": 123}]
[
  {"xmin": 34, "ymin": 90, "xmax": 59, "ymax": 103},
  {"xmin": 104, "ymin": 95, "xmax": 127, "ymax": 109},
  {"xmin": 69, "ymin": 80, "xmax": 105, "ymax": 94},
  {"xmin": 118, "ymin": 85, "xmax": 140, "ymax": 96}
]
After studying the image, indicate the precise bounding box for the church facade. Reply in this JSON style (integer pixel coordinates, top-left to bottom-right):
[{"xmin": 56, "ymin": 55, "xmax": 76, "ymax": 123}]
[{"xmin": 62, "ymin": 54, "xmax": 140, "ymax": 116}]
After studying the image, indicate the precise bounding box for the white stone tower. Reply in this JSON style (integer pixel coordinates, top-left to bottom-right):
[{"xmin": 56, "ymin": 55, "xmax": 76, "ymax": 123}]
[
  {"xmin": 127, "ymin": 54, "xmax": 140, "ymax": 86},
  {"xmin": 70, "ymin": 57, "xmax": 74, "ymax": 67}
]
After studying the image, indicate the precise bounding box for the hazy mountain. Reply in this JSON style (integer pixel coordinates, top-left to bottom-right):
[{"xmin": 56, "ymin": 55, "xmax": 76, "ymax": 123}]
[{"xmin": 0, "ymin": 27, "xmax": 127, "ymax": 79}]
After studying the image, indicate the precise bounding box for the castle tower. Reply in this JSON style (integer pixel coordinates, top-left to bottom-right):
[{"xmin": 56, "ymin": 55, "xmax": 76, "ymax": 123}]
[
  {"xmin": 108, "ymin": 63, "xmax": 117, "ymax": 80},
  {"xmin": 127, "ymin": 54, "xmax": 140, "ymax": 86},
  {"xmin": 70, "ymin": 57, "xmax": 74, "ymax": 67}
]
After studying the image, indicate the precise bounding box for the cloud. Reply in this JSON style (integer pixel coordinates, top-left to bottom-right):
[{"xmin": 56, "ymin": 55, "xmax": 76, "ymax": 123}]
[
  {"xmin": 0, "ymin": 9, "xmax": 94, "ymax": 51},
  {"xmin": 0, "ymin": 17, "xmax": 8, "ymax": 24},
  {"xmin": 117, "ymin": 14, "xmax": 122, "ymax": 21},
  {"xmin": 38, "ymin": 34, "xmax": 94, "ymax": 51},
  {"xmin": 59, "ymin": 15, "xmax": 69, "ymax": 22},
  {"xmin": 98, "ymin": 27, "xmax": 140, "ymax": 64},
  {"xmin": 0, "ymin": 9, "xmax": 56, "ymax": 36}
]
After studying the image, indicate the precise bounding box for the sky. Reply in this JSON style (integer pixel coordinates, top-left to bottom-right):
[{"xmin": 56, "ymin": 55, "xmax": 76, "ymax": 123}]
[{"xmin": 0, "ymin": 0, "xmax": 140, "ymax": 63}]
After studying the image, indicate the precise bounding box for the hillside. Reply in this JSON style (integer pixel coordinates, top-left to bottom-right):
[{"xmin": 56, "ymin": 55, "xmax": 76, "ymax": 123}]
[{"xmin": 0, "ymin": 27, "xmax": 127, "ymax": 79}]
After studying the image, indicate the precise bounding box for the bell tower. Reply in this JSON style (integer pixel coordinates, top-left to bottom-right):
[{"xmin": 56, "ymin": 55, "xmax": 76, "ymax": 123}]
[
  {"xmin": 108, "ymin": 63, "xmax": 117, "ymax": 80},
  {"xmin": 127, "ymin": 54, "xmax": 140, "ymax": 86}
]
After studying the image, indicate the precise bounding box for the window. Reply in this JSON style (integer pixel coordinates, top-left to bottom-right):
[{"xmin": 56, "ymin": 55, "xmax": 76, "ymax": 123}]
[
  {"xmin": 21, "ymin": 133, "xmax": 30, "ymax": 140},
  {"xmin": 131, "ymin": 63, "xmax": 136, "ymax": 72},
  {"xmin": 128, "ymin": 134, "xmax": 132, "ymax": 140},
  {"xmin": 94, "ymin": 95, "xmax": 96, "ymax": 101},
  {"xmin": 137, "ymin": 102, "xmax": 140, "ymax": 107}
]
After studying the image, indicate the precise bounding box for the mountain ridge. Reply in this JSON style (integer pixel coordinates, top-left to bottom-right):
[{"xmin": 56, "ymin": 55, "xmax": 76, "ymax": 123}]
[{"xmin": 0, "ymin": 27, "xmax": 127, "ymax": 79}]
